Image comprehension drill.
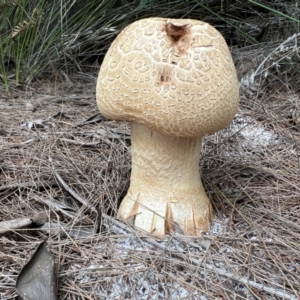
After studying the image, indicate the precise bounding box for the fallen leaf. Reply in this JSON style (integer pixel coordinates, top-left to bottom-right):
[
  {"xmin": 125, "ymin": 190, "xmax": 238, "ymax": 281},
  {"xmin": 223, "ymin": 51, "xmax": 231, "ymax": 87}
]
[{"xmin": 16, "ymin": 241, "xmax": 57, "ymax": 300}]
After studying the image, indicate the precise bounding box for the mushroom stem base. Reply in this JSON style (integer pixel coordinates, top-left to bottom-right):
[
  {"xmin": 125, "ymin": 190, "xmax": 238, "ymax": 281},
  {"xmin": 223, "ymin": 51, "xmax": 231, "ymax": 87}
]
[{"xmin": 117, "ymin": 122, "xmax": 213, "ymax": 236}]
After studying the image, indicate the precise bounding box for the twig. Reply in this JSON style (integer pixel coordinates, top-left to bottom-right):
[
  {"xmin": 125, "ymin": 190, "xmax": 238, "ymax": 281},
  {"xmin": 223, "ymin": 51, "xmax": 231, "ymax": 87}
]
[
  {"xmin": 29, "ymin": 193, "xmax": 76, "ymax": 219},
  {"xmin": 0, "ymin": 180, "xmax": 57, "ymax": 192},
  {"xmin": 49, "ymin": 157, "xmax": 100, "ymax": 234},
  {"xmin": 0, "ymin": 212, "xmax": 48, "ymax": 236},
  {"xmin": 50, "ymin": 159, "xmax": 97, "ymax": 214},
  {"xmin": 0, "ymin": 138, "xmax": 37, "ymax": 151}
]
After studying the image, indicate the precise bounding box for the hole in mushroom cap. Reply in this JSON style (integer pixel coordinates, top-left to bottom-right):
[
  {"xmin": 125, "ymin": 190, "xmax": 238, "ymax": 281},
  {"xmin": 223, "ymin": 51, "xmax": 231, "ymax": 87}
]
[
  {"xmin": 166, "ymin": 22, "xmax": 192, "ymax": 54},
  {"xmin": 166, "ymin": 22, "xmax": 190, "ymax": 43}
]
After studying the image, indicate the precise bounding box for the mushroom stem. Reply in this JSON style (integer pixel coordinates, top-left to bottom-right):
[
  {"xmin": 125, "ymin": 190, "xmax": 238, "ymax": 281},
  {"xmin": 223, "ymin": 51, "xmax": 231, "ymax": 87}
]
[{"xmin": 117, "ymin": 121, "xmax": 213, "ymax": 236}]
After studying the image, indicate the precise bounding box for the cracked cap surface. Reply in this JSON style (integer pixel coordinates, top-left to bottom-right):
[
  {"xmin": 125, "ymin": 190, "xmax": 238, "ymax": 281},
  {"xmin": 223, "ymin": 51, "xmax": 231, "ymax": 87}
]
[{"xmin": 96, "ymin": 17, "xmax": 239, "ymax": 138}]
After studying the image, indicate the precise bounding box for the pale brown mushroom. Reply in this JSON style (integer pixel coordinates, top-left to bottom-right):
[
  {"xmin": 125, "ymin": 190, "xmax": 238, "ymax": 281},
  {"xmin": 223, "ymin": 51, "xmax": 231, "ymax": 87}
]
[{"xmin": 96, "ymin": 17, "xmax": 239, "ymax": 236}]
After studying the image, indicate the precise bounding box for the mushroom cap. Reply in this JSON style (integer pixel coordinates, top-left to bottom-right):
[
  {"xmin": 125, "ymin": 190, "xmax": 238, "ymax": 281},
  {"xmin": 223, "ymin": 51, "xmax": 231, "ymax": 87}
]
[{"xmin": 96, "ymin": 17, "xmax": 239, "ymax": 138}]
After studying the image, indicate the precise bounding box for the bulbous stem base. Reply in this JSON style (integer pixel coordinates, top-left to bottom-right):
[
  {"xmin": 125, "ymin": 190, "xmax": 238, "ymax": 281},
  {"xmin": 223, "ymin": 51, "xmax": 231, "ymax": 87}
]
[{"xmin": 117, "ymin": 122, "xmax": 213, "ymax": 236}]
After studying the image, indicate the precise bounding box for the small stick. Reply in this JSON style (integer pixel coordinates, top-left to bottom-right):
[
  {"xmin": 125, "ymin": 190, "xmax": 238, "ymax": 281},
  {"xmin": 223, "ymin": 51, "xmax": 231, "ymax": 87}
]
[
  {"xmin": 51, "ymin": 164, "xmax": 97, "ymax": 213},
  {"xmin": 0, "ymin": 212, "xmax": 48, "ymax": 236}
]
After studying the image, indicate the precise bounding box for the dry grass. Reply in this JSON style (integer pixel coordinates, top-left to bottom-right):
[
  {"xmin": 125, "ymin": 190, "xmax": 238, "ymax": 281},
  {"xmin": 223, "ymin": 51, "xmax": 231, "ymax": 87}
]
[{"xmin": 1, "ymin": 48, "xmax": 300, "ymax": 299}]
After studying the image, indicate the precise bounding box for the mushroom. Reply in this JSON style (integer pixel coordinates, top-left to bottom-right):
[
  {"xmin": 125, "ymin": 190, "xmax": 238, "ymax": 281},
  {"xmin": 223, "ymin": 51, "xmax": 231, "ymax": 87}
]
[{"xmin": 96, "ymin": 18, "xmax": 239, "ymax": 236}]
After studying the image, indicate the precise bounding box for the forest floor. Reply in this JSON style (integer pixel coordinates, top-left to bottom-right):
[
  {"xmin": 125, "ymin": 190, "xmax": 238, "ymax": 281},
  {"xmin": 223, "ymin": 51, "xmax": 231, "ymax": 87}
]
[{"xmin": 0, "ymin": 53, "xmax": 300, "ymax": 299}]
